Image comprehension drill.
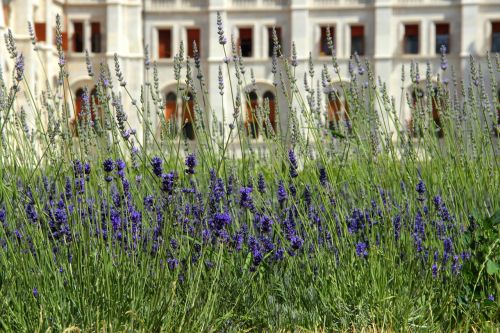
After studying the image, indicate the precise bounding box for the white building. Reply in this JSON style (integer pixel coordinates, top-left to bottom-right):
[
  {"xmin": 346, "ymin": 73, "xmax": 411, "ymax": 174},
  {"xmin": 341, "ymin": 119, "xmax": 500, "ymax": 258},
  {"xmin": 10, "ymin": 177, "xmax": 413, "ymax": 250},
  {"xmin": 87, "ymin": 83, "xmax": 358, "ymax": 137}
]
[{"xmin": 1, "ymin": 0, "xmax": 500, "ymax": 145}]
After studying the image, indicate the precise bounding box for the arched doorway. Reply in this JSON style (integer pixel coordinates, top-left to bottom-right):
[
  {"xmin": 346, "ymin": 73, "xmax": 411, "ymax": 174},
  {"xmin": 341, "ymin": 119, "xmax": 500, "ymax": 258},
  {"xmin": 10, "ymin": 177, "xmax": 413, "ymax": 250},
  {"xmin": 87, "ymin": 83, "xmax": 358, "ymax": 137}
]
[
  {"xmin": 165, "ymin": 92, "xmax": 177, "ymax": 122},
  {"xmin": 263, "ymin": 90, "xmax": 276, "ymax": 136},
  {"xmin": 244, "ymin": 87, "xmax": 277, "ymax": 139},
  {"xmin": 431, "ymin": 87, "xmax": 444, "ymax": 138},
  {"xmin": 325, "ymin": 85, "xmax": 350, "ymax": 134},
  {"xmin": 75, "ymin": 87, "xmax": 99, "ymax": 121},
  {"xmin": 160, "ymin": 87, "xmax": 197, "ymax": 141},
  {"xmin": 408, "ymin": 86, "xmax": 445, "ymax": 138},
  {"xmin": 182, "ymin": 92, "xmax": 195, "ymax": 141},
  {"xmin": 246, "ymin": 91, "xmax": 259, "ymax": 138},
  {"xmin": 408, "ymin": 86, "xmax": 424, "ymax": 137}
]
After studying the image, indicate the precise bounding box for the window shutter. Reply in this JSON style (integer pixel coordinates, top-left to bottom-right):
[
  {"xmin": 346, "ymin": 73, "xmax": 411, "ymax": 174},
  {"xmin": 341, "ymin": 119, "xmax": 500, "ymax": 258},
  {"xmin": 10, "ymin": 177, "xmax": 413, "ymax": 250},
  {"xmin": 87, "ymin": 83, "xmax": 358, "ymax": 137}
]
[
  {"xmin": 436, "ymin": 23, "xmax": 449, "ymax": 35},
  {"xmin": 405, "ymin": 24, "xmax": 419, "ymax": 36},
  {"xmin": 351, "ymin": 25, "xmax": 364, "ymax": 37},
  {"xmin": 493, "ymin": 22, "xmax": 500, "ymax": 33},
  {"xmin": 35, "ymin": 23, "xmax": 46, "ymax": 42},
  {"xmin": 187, "ymin": 28, "xmax": 200, "ymax": 57}
]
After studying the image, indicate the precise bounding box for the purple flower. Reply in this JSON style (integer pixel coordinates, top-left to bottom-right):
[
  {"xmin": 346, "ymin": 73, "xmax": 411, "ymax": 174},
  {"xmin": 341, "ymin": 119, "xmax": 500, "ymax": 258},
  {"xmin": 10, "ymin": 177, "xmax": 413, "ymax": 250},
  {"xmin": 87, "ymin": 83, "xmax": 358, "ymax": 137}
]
[
  {"xmin": 211, "ymin": 212, "xmax": 232, "ymax": 230},
  {"xmin": 216, "ymin": 12, "xmax": 226, "ymax": 45},
  {"xmin": 116, "ymin": 159, "xmax": 126, "ymax": 171},
  {"xmin": 185, "ymin": 153, "xmax": 197, "ymax": 175},
  {"xmin": 167, "ymin": 258, "xmax": 178, "ymax": 270},
  {"xmin": 488, "ymin": 294, "xmax": 495, "ymax": 302},
  {"xmin": 75, "ymin": 178, "xmax": 85, "ymax": 194},
  {"xmin": 277, "ymin": 181, "xmax": 287, "ymax": 204},
  {"xmin": 288, "ymin": 149, "xmax": 298, "ymax": 178},
  {"xmin": 274, "ymin": 247, "xmax": 285, "ymax": 261},
  {"xmin": 451, "ymin": 255, "xmax": 461, "ymax": 275},
  {"xmin": 73, "ymin": 160, "xmax": 83, "ymax": 176},
  {"xmin": 432, "ymin": 263, "xmax": 438, "ymax": 278},
  {"xmin": 355, "ymin": 242, "xmax": 368, "ymax": 258},
  {"xmin": 258, "ymin": 214, "xmax": 273, "ymax": 233},
  {"xmin": 393, "ymin": 215, "xmax": 401, "ymax": 241},
  {"xmin": 15, "ymin": 54, "xmax": 24, "ymax": 82},
  {"xmin": 290, "ymin": 235, "xmax": 304, "ymax": 250},
  {"xmin": 32, "ymin": 287, "xmax": 39, "ymax": 298},
  {"xmin": 319, "ymin": 167, "xmax": 328, "ymax": 187},
  {"xmin": 151, "ymin": 156, "xmax": 163, "ymax": 177},
  {"xmin": 303, "ymin": 185, "xmax": 312, "ymax": 208},
  {"xmin": 84, "ymin": 162, "xmax": 91, "ymax": 175},
  {"xmin": 103, "ymin": 158, "xmax": 114, "ymax": 173},
  {"xmin": 161, "ymin": 172, "xmax": 175, "ymax": 194},
  {"xmin": 239, "ymin": 187, "xmax": 254, "ymax": 210},
  {"xmin": 416, "ymin": 179, "xmax": 426, "ymax": 200},
  {"xmin": 257, "ymin": 173, "xmax": 266, "ymax": 194}
]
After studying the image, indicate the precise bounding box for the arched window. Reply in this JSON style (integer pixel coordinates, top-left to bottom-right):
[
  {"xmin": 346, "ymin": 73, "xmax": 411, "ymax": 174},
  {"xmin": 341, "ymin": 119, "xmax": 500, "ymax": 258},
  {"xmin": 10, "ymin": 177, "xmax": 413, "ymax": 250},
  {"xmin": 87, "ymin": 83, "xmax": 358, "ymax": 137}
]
[
  {"xmin": 75, "ymin": 87, "xmax": 100, "ymax": 123},
  {"xmin": 408, "ymin": 87, "xmax": 424, "ymax": 137},
  {"xmin": 165, "ymin": 92, "xmax": 177, "ymax": 122},
  {"xmin": 263, "ymin": 90, "xmax": 276, "ymax": 135},
  {"xmin": 182, "ymin": 92, "xmax": 195, "ymax": 140},
  {"xmin": 326, "ymin": 89, "xmax": 349, "ymax": 133},
  {"xmin": 246, "ymin": 91, "xmax": 259, "ymax": 138},
  {"xmin": 431, "ymin": 87, "xmax": 444, "ymax": 138},
  {"xmin": 75, "ymin": 88, "xmax": 85, "ymax": 119}
]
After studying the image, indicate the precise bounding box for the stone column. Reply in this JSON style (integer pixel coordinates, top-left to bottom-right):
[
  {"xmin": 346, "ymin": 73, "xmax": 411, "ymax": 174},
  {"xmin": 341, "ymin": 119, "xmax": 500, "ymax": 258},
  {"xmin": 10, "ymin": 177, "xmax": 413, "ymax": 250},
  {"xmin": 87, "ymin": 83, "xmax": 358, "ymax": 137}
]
[
  {"xmin": 373, "ymin": 0, "xmax": 396, "ymax": 135},
  {"xmin": 460, "ymin": 0, "xmax": 479, "ymax": 84},
  {"xmin": 208, "ymin": 0, "xmax": 228, "ymax": 138}
]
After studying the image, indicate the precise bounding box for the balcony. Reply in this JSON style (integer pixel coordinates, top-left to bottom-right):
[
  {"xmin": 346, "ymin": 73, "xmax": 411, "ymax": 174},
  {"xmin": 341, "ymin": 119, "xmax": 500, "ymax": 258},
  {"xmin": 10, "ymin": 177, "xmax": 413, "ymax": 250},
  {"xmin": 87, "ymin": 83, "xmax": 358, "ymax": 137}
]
[
  {"xmin": 311, "ymin": 0, "xmax": 373, "ymax": 5},
  {"xmin": 144, "ymin": 0, "xmax": 206, "ymax": 11},
  {"xmin": 395, "ymin": 0, "xmax": 458, "ymax": 4},
  {"xmin": 229, "ymin": 0, "xmax": 290, "ymax": 8}
]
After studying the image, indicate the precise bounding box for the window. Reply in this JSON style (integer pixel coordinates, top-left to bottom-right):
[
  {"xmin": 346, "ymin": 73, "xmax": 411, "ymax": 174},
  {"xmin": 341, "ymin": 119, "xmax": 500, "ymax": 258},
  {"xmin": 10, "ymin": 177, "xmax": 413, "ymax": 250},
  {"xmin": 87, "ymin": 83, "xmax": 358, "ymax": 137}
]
[
  {"xmin": 34, "ymin": 22, "xmax": 46, "ymax": 42},
  {"xmin": 320, "ymin": 26, "xmax": 334, "ymax": 56},
  {"xmin": 435, "ymin": 23, "xmax": 450, "ymax": 54},
  {"xmin": 187, "ymin": 28, "xmax": 200, "ymax": 58},
  {"xmin": 246, "ymin": 91, "xmax": 259, "ymax": 138},
  {"xmin": 492, "ymin": 22, "xmax": 500, "ymax": 53},
  {"xmin": 3, "ymin": 4, "xmax": 10, "ymax": 26},
  {"xmin": 431, "ymin": 88, "xmax": 444, "ymax": 138},
  {"xmin": 165, "ymin": 92, "xmax": 177, "ymax": 121},
  {"xmin": 327, "ymin": 90, "xmax": 349, "ymax": 133},
  {"xmin": 158, "ymin": 29, "xmax": 172, "ymax": 58},
  {"xmin": 268, "ymin": 27, "xmax": 282, "ymax": 57},
  {"xmin": 74, "ymin": 88, "xmax": 100, "ymax": 121},
  {"xmin": 91, "ymin": 22, "xmax": 102, "ymax": 53},
  {"xmin": 72, "ymin": 88, "xmax": 102, "ymax": 136},
  {"xmin": 351, "ymin": 25, "xmax": 365, "ymax": 56},
  {"xmin": 182, "ymin": 92, "xmax": 195, "ymax": 140},
  {"xmin": 238, "ymin": 28, "xmax": 253, "ymax": 57},
  {"xmin": 409, "ymin": 88, "xmax": 424, "ymax": 137},
  {"xmin": 72, "ymin": 22, "xmax": 84, "ymax": 53},
  {"xmin": 404, "ymin": 24, "xmax": 419, "ymax": 54},
  {"xmin": 263, "ymin": 91, "xmax": 276, "ymax": 135}
]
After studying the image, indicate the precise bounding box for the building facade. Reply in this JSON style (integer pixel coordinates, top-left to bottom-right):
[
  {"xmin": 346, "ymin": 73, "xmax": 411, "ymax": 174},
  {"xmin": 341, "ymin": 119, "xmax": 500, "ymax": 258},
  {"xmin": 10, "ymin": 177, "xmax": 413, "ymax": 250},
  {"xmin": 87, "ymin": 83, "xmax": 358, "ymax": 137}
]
[{"xmin": 1, "ymin": 0, "xmax": 499, "ymax": 144}]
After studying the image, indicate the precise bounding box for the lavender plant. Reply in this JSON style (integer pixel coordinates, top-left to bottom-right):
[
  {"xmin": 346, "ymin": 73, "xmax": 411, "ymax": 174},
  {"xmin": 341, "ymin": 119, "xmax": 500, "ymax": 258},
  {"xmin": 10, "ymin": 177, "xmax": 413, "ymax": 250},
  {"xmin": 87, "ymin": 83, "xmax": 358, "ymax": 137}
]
[{"xmin": 0, "ymin": 15, "xmax": 498, "ymax": 332}]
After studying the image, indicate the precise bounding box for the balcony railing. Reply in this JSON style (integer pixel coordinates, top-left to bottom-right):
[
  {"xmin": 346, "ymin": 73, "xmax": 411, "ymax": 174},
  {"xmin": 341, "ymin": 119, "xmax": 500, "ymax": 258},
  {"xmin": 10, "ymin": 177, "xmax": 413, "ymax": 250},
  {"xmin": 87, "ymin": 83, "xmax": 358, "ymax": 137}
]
[
  {"xmin": 230, "ymin": 0, "xmax": 290, "ymax": 8},
  {"xmin": 396, "ymin": 0, "xmax": 458, "ymax": 3},
  {"xmin": 145, "ymin": 0, "xmax": 206, "ymax": 10},
  {"xmin": 312, "ymin": 0, "xmax": 373, "ymax": 5}
]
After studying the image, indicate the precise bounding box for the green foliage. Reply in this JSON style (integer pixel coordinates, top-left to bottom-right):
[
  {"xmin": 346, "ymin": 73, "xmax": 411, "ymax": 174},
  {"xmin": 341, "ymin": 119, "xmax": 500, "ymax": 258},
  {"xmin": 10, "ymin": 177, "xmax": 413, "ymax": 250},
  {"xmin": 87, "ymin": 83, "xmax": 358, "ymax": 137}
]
[{"xmin": 0, "ymin": 17, "xmax": 499, "ymax": 332}]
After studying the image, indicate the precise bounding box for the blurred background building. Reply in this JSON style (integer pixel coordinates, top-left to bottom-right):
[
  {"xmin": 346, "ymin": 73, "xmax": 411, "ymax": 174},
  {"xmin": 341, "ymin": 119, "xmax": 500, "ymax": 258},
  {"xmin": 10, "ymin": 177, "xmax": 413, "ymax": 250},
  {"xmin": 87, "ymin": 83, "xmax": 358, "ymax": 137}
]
[{"xmin": 1, "ymin": 0, "xmax": 499, "ymax": 142}]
